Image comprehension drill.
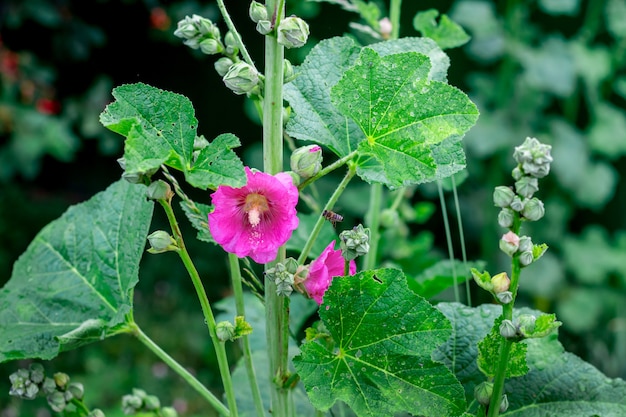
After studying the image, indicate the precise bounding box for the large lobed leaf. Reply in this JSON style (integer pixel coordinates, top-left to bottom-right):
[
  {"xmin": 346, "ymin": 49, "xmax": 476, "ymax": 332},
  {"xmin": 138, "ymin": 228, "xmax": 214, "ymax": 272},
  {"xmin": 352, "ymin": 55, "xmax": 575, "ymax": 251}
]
[
  {"xmin": 332, "ymin": 48, "xmax": 479, "ymax": 188},
  {"xmin": 294, "ymin": 268, "xmax": 466, "ymax": 417},
  {"xmin": 100, "ymin": 83, "xmax": 245, "ymax": 189},
  {"xmin": 434, "ymin": 303, "xmax": 626, "ymax": 416},
  {"xmin": 0, "ymin": 180, "xmax": 154, "ymax": 362},
  {"xmin": 284, "ymin": 36, "xmax": 456, "ymax": 161}
]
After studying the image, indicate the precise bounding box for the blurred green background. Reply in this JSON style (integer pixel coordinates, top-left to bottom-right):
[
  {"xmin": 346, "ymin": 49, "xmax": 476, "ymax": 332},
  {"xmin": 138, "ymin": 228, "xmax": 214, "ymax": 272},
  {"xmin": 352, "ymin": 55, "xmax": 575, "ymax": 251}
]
[{"xmin": 1, "ymin": 0, "xmax": 625, "ymax": 415}]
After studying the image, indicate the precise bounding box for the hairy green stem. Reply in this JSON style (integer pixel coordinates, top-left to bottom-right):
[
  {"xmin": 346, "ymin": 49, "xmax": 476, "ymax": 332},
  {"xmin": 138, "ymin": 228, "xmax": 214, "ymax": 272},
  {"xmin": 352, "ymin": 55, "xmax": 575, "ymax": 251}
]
[
  {"xmin": 297, "ymin": 166, "xmax": 357, "ymax": 264},
  {"xmin": 228, "ymin": 253, "xmax": 266, "ymax": 417},
  {"xmin": 298, "ymin": 150, "xmax": 358, "ymax": 191},
  {"xmin": 389, "ymin": 0, "xmax": 402, "ymax": 39},
  {"xmin": 363, "ymin": 182, "xmax": 382, "ymax": 270},
  {"xmin": 437, "ymin": 181, "xmax": 460, "ymax": 303},
  {"xmin": 131, "ymin": 323, "xmax": 231, "ymax": 417},
  {"xmin": 451, "ymin": 175, "xmax": 472, "ymax": 306},
  {"xmin": 487, "ymin": 215, "xmax": 522, "ymax": 417},
  {"xmin": 158, "ymin": 199, "xmax": 238, "ymax": 417},
  {"xmin": 215, "ymin": 0, "xmax": 256, "ymax": 69},
  {"xmin": 263, "ymin": 1, "xmax": 292, "ymax": 415}
]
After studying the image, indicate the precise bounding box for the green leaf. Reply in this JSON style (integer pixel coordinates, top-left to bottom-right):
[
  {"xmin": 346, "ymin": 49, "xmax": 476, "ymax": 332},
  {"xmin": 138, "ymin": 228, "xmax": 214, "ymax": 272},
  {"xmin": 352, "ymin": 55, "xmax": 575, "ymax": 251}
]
[
  {"xmin": 410, "ymin": 259, "xmax": 485, "ymax": 299},
  {"xmin": 284, "ymin": 36, "xmax": 455, "ymax": 159},
  {"xmin": 477, "ymin": 316, "xmax": 529, "ymax": 378},
  {"xmin": 331, "ymin": 48, "xmax": 478, "ymax": 188},
  {"xmin": 179, "ymin": 200, "xmax": 213, "ymax": 244},
  {"xmin": 435, "ymin": 303, "xmax": 626, "ymax": 415},
  {"xmin": 100, "ymin": 83, "xmax": 245, "ymax": 189},
  {"xmin": 413, "ymin": 9, "xmax": 471, "ymax": 50},
  {"xmin": 0, "ymin": 180, "xmax": 154, "ymax": 362},
  {"xmin": 294, "ymin": 268, "xmax": 466, "ymax": 417},
  {"xmin": 284, "ymin": 36, "xmax": 363, "ymax": 157}
]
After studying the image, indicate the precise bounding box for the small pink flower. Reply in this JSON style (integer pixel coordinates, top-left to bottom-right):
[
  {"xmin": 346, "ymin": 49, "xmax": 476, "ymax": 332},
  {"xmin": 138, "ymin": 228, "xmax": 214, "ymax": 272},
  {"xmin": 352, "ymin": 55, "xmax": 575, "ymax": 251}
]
[
  {"xmin": 304, "ymin": 241, "xmax": 356, "ymax": 305},
  {"xmin": 208, "ymin": 167, "xmax": 299, "ymax": 264}
]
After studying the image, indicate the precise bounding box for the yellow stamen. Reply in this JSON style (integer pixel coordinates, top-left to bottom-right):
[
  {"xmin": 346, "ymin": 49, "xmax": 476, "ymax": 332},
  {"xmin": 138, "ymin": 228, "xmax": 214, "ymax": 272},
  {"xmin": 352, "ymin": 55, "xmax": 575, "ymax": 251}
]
[{"xmin": 243, "ymin": 193, "xmax": 269, "ymax": 227}]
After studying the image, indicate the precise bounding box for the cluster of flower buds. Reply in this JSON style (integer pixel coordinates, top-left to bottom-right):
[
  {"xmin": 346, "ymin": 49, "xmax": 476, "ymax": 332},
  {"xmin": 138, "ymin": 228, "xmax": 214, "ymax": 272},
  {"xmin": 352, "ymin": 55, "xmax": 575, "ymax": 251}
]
[
  {"xmin": 249, "ymin": 2, "xmax": 310, "ymax": 48},
  {"xmin": 265, "ymin": 257, "xmax": 301, "ymax": 297},
  {"xmin": 474, "ymin": 382, "xmax": 508, "ymax": 412},
  {"xmin": 499, "ymin": 313, "xmax": 561, "ymax": 341},
  {"xmin": 498, "ymin": 231, "xmax": 547, "ymax": 267},
  {"xmin": 122, "ymin": 388, "xmax": 178, "ymax": 417},
  {"xmin": 494, "ymin": 137, "xmax": 552, "ymax": 226},
  {"xmin": 174, "ymin": 14, "xmax": 224, "ymax": 55},
  {"xmin": 472, "ymin": 269, "xmax": 514, "ymax": 304},
  {"xmin": 9, "ymin": 364, "xmax": 97, "ymax": 414},
  {"xmin": 339, "ymin": 224, "xmax": 371, "ymax": 261}
]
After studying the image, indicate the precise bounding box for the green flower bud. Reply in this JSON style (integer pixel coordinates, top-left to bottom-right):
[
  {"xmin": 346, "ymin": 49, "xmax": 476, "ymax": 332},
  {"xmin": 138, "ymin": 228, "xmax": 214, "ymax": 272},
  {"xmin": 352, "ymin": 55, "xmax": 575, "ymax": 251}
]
[
  {"xmin": 132, "ymin": 388, "xmax": 148, "ymax": 399},
  {"xmin": 474, "ymin": 382, "xmax": 493, "ymax": 406},
  {"xmin": 216, "ymin": 320, "xmax": 236, "ymax": 342},
  {"xmin": 511, "ymin": 166, "xmax": 523, "ymax": 181},
  {"xmin": 9, "ymin": 369, "xmax": 39, "ymax": 399},
  {"xmin": 499, "ymin": 231, "xmax": 520, "ymax": 257},
  {"xmin": 223, "ymin": 62, "xmax": 260, "ymax": 95},
  {"xmin": 380, "ymin": 208, "xmax": 400, "ymax": 228},
  {"xmin": 513, "ymin": 137, "xmax": 553, "ymax": 178},
  {"xmin": 173, "ymin": 16, "xmax": 198, "ymax": 39},
  {"xmin": 266, "ymin": 261, "xmax": 295, "ymax": 297},
  {"xmin": 214, "ymin": 57, "xmax": 234, "ymax": 77},
  {"xmin": 497, "ymin": 208, "xmax": 515, "ymax": 228},
  {"xmin": 147, "ymin": 230, "xmax": 178, "ymax": 254},
  {"xmin": 249, "ymin": 1, "xmax": 268, "ymax": 23},
  {"xmin": 161, "ymin": 407, "xmax": 179, "ymax": 417},
  {"xmin": 519, "ymin": 250, "xmax": 534, "ymax": 266},
  {"xmin": 518, "ymin": 235, "xmax": 533, "ymax": 252},
  {"xmin": 491, "ymin": 272, "xmax": 510, "ymax": 293},
  {"xmin": 67, "ymin": 382, "xmax": 84, "ymax": 401},
  {"xmin": 29, "ymin": 363, "xmax": 45, "ymax": 384},
  {"xmin": 522, "ymin": 197, "xmax": 545, "ymax": 221},
  {"xmin": 515, "ymin": 176, "xmax": 539, "ymax": 198},
  {"xmin": 284, "ymin": 257, "xmax": 299, "ymax": 274},
  {"xmin": 517, "ymin": 314, "xmax": 536, "ymax": 337},
  {"xmin": 122, "ymin": 393, "xmax": 143, "ymax": 414},
  {"xmin": 224, "ymin": 31, "xmax": 237, "ymax": 49},
  {"xmin": 283, "ymin": 170, "xmax": 301, "ymax": 186},
  {"xmin": 146, "ymin": 180, "xmax": 172, "ymax": 201},
  {"xmin": 499, "ymin": 319, "xmax": 518, "ymax": 339},
  {"xmin": 493, "ymin": 186, "xmax": 515, "ymax": 208},
  {"xmin": 63, "ymin": 389, "xmax": 74, "ymax": 402},
  {"xmin": 144, "ymin": 394, "xmax": 161, "ymax": 410},
  {"xmin": 283, "ymin": 59, "xmax": 295, "ymax": 83},
  {"xmin": 500, "ymin": 394, "xmax": 509, "ymax": 413},
  {"xmin": 496, "ymin": 291, "xmax": 513, "ymax": 304},
  {"xmin": 53, "ymin": 372, "xmax": 70, "ymax": 390},
  {"xmin": 199, "ymin": 38, "xmax": 223, "ymax": 55},
  {"xmin": 277, "ymin": 16, "xmax": 310, "ymax": 48},
  {"xmin": 256, "ymin": 20, "xmax": 273, "ymax": 35},
  {"xmin": 183, "ymin": 37, "xmax": 201, "ymax": 50},
  {"xmin": 510, "ymin": 195, "xmax": 525, "ymax": 212},
  {"xmin": 48, "ymin": 391, "xmax": 67, "ymax": 412},
  {"xmin": 88, "ymin": 409, "xmax": 106, "ymax": 417},
  {"xmin": 195, "ymin": 15, "xmax": 218, "ymax": 37},
  {"xmin": 339, "ymin": 224, "xmax": 371, "ymax": 261},
  {"xmin": 42, "ymin": 377, "xmax": 57, "ymax": 395},
  {"xmin": 290, "ymin": 145, "xmax": 322, "ymax": 179}
]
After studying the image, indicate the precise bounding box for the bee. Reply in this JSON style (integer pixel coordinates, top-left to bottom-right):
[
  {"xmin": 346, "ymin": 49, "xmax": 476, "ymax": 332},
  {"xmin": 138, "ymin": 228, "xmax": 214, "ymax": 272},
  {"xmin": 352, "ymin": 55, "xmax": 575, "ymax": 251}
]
[{"xmin": 322, "ymin": 209, "xmax": 343, "ymax": 227}]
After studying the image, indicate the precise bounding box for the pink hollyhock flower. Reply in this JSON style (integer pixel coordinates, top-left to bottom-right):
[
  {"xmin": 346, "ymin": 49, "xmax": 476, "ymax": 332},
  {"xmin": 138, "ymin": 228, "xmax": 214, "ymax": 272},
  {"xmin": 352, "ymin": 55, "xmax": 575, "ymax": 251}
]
[
  {"xmin": 304, "ymin": 241, "xmax": 356, "ymax": 305},
  {"xmin": 208, "ymin": 167, "xmax": 299, "ymax": 264}
]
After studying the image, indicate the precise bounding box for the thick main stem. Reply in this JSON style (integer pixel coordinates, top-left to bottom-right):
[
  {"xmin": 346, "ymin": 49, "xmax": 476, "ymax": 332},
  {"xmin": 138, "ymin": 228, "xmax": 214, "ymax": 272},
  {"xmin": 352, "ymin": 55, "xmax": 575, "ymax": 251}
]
[{"xmin": 263, "ymin": 1, "xmax": 291, "ymax": 416}]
